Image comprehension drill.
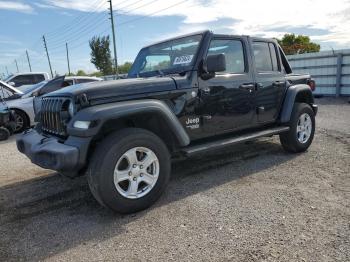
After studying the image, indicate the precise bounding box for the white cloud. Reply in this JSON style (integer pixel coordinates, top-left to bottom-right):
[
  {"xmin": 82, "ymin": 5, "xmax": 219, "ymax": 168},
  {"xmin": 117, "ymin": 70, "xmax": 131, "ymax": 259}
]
[
  {"xmin": 0, "ymin": 1, "xmax": 33, "ymax": 13},
  {"xmin": 40, "ymin": 0, "xmax": 350, "ymax": 48}
]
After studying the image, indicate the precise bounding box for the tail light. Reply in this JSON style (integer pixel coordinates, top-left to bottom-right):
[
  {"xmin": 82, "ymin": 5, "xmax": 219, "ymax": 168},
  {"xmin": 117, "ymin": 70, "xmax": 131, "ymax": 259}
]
[{"xmin": 307, "ymin": 79, "xmax": 316, "ymax": 92}]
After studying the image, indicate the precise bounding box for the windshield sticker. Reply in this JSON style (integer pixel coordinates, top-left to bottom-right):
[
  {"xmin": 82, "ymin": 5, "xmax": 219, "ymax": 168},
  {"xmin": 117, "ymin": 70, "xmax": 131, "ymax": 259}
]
[{"xmin": 173, "ymin": 55, "xmax": 194, "ymax": 65}]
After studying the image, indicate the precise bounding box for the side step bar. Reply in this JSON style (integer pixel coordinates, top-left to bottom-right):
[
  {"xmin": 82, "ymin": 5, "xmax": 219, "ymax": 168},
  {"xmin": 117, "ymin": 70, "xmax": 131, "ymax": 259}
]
[{"xmin": 182, "ymin": 126, "xmax": 290, "ymax": 156}]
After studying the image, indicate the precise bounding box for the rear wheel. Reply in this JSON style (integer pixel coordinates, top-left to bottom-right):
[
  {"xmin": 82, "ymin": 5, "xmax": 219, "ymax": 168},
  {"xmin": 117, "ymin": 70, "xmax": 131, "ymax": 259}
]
[
  {"xmin": 280, "ymin": 103, "xmax": 315, "ymax": 153},
  {"xmin": 87, "ymin": 128, "xmax": 171, "ymax": 213}
]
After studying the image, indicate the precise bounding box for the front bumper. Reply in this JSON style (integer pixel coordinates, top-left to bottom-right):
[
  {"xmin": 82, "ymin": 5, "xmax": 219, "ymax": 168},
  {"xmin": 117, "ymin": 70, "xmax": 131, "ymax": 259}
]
[
  {"xmin": 311, "ymin": 104, "xmax": 318, "ymax": 116},
  {"xmin": 17, "ymin": 129, "xmax": 90, "ymax": 176}
]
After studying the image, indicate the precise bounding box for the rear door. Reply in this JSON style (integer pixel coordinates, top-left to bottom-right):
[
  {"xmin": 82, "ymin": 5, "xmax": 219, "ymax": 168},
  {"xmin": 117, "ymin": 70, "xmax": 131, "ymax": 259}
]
[
  {"xmin": 197, "ymin": 36, "xmax": 256, "ymax": 135},
  {"xmin": 251, "ymin": 39, "xmax": 287, "ymax": 123}
]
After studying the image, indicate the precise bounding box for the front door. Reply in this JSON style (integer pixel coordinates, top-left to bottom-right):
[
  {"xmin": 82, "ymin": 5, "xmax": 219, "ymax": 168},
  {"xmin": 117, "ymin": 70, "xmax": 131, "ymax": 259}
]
[
  {"xmin": 251, "ymin": 40, "xmax": 287, "ymax": 123},
  {"xmin": 197, "ymin": 37, "xmax": 256, "ymax": 135}
]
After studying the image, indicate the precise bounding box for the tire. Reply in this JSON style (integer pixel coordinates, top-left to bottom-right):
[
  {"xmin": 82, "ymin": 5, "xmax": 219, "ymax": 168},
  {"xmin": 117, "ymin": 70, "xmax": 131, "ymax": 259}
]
[
  {"xmin": 0, "ymin": 127, "xmax": 10, "ymax": 141},
  {"xmin": 13, "ymin": 110, "xmax": 29, "ymax": 133},
  {"xmin": 5, "ymin": 122, "xmax": 16, "ymax": 135},
  {"xmin": 87, "ymin": 128, "xmax": 171, "ymax": 213},
  {"xmin": 279, "ymin": 103, "xmax": 315, "ymax": 153}
]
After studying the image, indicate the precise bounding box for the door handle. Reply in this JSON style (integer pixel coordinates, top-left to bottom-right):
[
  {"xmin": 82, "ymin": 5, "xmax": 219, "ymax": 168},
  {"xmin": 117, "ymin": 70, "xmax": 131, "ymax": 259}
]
[
  {"xmin": 273, "ymin": 81, "xmax": 284, "ymax": 86},
  {"xmin": 239, "ymin": 83, "xmax": 255, "ymax": 91},
  {"xmin": 255, "ymin": 83, "xmax": 263, "ymax": 90},
  {"xmin": 202, "ymin": 87, "xmax": 210, "ymax": 94}
]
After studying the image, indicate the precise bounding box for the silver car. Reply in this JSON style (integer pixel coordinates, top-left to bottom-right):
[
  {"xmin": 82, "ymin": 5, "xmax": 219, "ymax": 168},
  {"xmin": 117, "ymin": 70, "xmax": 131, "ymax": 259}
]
[{"xmin": 2, "ymin": 76, "xmax": 102, "ymax": 132}]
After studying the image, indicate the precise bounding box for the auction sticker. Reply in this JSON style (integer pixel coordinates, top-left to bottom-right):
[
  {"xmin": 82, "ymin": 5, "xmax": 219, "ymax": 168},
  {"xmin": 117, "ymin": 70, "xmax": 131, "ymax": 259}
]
[{"xmin": 173, "ymin": 55, "xmax": 193, "ymax": 65}]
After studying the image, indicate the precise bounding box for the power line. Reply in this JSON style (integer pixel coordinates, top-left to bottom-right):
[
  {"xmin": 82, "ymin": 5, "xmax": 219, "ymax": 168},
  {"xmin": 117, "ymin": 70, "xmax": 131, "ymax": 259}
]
[
  {"xmin": 26, "ymin": 50, "xmax": 32, "ymax": 72},
  {"xmin": 117, "ymin": 0, "xmax": 161, "ymax": 16},
  {"xmin": 45, "ymin": 0, "xmax": 156, "ymax": 47},
  {"xmin": 46, "ymin": 3, "xmax": 107, "ymax": 45},
  {"xmin": 14, "ymin": 60, "xmax": 19, "ymax": 72},
  {"xmin": 116, "ymin": 0, "xmax": 145, "ymax": 10},
  {"xmin": 115, "ymin": 0, "xmax": 189, "ymax": 27},
  {"xmin": 47, "ymin": 17, "xmax": 108, "ymax": 49},
  {"xmin": 66, "ymin": 43, "xmax": 71, "ymax": 75},
  {"xmin": 4, "ymin": 0, "xmax": 191, "ymax": 73},
  {"xmin": 57, "ymin": 0, "xmax": 190, "ymax": 53},
  {"xmin": 108, "ymin": 0, "xmax": 118, "ymax": 75},
  {"xmin": 45, "ymin": 0, "xmax": 105, "ymax": 37},
  {"xmin": 43, "ymin": 35, "xmax": 54, "ymax": 78}
]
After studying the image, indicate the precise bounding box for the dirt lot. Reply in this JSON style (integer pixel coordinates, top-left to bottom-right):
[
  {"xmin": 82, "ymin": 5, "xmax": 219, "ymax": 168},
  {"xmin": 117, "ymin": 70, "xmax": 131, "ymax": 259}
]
[{"xmin": 0, "ymin": 98, "xmax": 349, "ymax": 262}]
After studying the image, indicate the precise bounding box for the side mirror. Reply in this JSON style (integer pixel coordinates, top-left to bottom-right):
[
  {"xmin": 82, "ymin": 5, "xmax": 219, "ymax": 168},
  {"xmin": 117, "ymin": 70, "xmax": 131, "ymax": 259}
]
[
  {"xmin": 203, "ymin": 54, "xmax": 226, "ymax": 73},
  {"xmin": 8, "ymin": 82, "xmax": 15, "ymax": 86},
  {"xmin": 201, "ymin": 54, "xmax": 226, "ymax": 80},
  {"xmin": 32, "ymin": 90, "xmax": 40, "ymax": 97}
]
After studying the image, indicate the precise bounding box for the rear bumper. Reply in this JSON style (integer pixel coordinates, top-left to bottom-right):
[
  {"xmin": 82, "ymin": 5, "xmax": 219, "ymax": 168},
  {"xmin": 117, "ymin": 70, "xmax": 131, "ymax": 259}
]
[{"xmin": 16, "ymin": 129, "xmax": 90, "ymax": 176}]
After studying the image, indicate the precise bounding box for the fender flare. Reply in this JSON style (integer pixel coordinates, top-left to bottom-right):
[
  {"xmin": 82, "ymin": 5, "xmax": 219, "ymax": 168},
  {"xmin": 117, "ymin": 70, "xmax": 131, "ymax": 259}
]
[
  {"xmin": 280, "ymin": 84, "xmax": 314, "ymax": 123},
  {"xmin": 67, "ymin": 99, "xmax": 190, "ymax": 147}
]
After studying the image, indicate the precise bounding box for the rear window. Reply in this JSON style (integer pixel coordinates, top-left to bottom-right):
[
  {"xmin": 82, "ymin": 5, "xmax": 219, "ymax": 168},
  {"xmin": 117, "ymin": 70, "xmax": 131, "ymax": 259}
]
[
  {"xmin": 75, "ymin": 78, "xmax": 98, "ymax": 84},
  {"xmin": 10, "ymin": 75, "xmax": 36, "ymax": 87},
  {"xmin": 253, "ymin": 41, "xmax": 280, "ymax": 72},
  {"xmin": 34, "ymin": 74, "xmax": 45, "ymax": 83}
]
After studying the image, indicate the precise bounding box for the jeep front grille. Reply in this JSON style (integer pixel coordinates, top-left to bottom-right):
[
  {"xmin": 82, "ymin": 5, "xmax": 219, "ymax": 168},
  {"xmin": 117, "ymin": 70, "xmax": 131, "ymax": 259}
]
[{"xmin": 41, "ymin": 97, "xmax": 71, "ymax": 136}]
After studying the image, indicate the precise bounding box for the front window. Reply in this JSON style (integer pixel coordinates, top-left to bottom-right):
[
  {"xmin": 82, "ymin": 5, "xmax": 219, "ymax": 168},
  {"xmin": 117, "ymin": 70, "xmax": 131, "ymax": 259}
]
[
  {"xmin": 128, "ymin": 34, "xmax": 203, "ymax": 78},
  {"xmin": 207, "ymin": 39, "xmax": 246, "ymax": 74}
]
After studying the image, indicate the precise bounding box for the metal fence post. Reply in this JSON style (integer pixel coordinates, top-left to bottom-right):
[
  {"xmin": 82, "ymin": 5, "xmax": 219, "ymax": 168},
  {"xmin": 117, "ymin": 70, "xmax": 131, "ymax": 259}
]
[{"xmin": 335, "ymin": 53, "xmax": 343, "ymax": 97}]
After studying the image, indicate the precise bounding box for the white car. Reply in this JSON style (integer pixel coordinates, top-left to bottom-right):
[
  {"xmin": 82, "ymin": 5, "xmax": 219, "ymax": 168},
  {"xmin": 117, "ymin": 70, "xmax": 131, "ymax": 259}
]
[
  {"xmin": 2, "ymin": 76, "xmax": 102, "ymax": 132},
  {"xmin": 4, "ymin": 72, "xmax": 50, "ymax": 88}
]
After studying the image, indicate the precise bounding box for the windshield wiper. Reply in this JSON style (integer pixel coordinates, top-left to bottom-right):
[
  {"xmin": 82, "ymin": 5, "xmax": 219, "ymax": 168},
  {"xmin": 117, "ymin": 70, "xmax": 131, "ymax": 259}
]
[{"xmin": 168, "ymin": 69, "xmax": 196, "ymax": 76}]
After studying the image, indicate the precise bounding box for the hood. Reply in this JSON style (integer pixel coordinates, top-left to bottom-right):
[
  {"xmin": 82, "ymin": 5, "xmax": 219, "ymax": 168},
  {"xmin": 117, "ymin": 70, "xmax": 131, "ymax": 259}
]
[
  {"xmin": 46, "ymin": 77, "xmax": 177, "ymax": 102},
  {"xmin": 0, "ymin": 80, "xmax": 23, "ymax": 96}
]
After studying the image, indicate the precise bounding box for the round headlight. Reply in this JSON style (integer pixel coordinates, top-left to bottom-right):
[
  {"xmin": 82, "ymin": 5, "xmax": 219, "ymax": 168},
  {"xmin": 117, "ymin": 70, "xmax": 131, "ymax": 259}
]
[{"xmin": 68, "ymin": 101, "xmax": 75, "ymax": 117}]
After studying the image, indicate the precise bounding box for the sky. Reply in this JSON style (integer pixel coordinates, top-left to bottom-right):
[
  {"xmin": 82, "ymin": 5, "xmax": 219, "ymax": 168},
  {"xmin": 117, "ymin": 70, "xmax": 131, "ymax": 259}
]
[{"xmin": 0, "ymin": 0, "xmax": 350, "ymax": 77}]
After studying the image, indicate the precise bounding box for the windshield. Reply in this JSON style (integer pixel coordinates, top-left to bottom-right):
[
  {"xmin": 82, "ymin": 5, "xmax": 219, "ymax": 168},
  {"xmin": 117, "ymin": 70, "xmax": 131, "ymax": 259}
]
[
  {"xmin": 3, "ymin": 74, "xmax": 13, "ymax": 82},
  {"xmin": 128, "ymin": 34, "xmax": 203, "ymax": 78}
]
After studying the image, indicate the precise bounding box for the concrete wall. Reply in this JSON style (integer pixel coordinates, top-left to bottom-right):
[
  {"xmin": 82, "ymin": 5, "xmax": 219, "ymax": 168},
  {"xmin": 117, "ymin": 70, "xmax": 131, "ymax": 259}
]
[{"xmin": 287, "ymin": 49, "xmax": 350, "ymax": 96}]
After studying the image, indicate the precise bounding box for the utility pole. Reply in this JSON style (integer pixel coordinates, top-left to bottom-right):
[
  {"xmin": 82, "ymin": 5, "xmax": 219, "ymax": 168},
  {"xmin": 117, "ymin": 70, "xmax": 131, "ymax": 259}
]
[
  {"xmin": 108, "ymin": 0, "xmax": 118, "ymax": 77},
  {"xmin": 26, "ymin": 50, "xmax": 32, "ymax": 72},
  {"xmin": 14, "ymin": 59, "xmax": 19, "ymax": 72},
  {"xmin": 42, "ymin": 35, "xmax": 54, "ymax": 78},
  {"xmin": 66, "ymin": 43, "xmax": 71, "ymax": 75}
]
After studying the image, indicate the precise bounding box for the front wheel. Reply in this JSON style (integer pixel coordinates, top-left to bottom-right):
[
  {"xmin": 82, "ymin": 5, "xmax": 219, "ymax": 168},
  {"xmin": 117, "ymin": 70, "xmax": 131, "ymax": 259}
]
[
  {"xmin": 13, "ymin": 110, "xmax": 29, "ymax": 133},
  {"xmin": 0, "ymin": 127, "xmax": 10, "ymax": 141},
  {"xmin": 280, "ymin": 103, "xmax": 315, "ymax": 153},
  {"xmin": 87, "ymin": 128, "xmax": 171, "ymax": 213}
]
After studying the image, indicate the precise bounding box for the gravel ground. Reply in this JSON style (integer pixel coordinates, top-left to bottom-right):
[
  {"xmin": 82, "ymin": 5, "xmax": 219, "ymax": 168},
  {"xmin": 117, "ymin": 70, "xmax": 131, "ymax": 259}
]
[{"xmin": 0, "ymin": 98, "xmax": 349, "ymax": 262}]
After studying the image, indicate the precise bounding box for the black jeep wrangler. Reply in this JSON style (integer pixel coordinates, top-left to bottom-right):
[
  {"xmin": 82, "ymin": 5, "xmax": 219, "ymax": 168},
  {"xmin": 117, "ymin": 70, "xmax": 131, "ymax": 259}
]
[{"xmin": 17, "ymin": 31, "xmax": 317, "ymax": 213}]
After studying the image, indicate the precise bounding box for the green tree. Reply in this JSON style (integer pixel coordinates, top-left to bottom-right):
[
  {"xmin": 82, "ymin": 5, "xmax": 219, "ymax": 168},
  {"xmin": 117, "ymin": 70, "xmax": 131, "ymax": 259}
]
[
  {"xmin": 89, "ymin": 71, "xmax": 104, "ymax": 77},
  {"xmin": 118, "ymin": 62, "xmax": 133, "ymax": 74},
  {"xmin": 89, "ymin": 36, "xmax": 113, "ymax": 75},
  {"xmin": 277, "ymin": 34, "xmax": 320, "ymax": 55},
  {"xmin": 76, "ymin": 69, "xmax": 87, "ymax": 76}
]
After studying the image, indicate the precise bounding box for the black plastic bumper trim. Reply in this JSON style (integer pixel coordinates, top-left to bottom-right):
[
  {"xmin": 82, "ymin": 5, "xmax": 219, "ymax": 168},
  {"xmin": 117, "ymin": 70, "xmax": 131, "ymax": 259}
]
[{"xmin": 16, "ymin": 129, "xmax": 87, "ymax": 173}]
